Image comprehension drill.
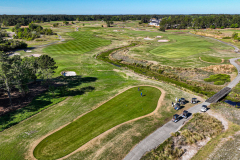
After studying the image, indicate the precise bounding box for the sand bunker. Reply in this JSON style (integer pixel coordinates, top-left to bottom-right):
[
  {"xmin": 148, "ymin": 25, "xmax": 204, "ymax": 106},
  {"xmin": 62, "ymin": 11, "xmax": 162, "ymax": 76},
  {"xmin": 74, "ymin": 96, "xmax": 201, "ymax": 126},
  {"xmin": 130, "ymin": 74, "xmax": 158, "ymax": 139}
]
[
  {"xmin": 158, "ymin": 40, "xmax": 169, "ymax": 42},
  {"xmin": 9, "ymin": 53, "xmax": 20, "ymax": 57},
  {"xmin": 156, "ymin": 36, "xmax": 162, "ymax": 38},
  {"xmin": 144, "ymin": 37, "xmax": 154, "ymax": 40},
  {"xmin": 28, "ymin": 54, "xmax": 42, "ymax": 57},
  {"xmin": 25, "ymin": 50, "xmax": 32, "ymax": 53},
  {"xmin": 61, "ymin": 71, "xmax": 77, "ymax": 76}
]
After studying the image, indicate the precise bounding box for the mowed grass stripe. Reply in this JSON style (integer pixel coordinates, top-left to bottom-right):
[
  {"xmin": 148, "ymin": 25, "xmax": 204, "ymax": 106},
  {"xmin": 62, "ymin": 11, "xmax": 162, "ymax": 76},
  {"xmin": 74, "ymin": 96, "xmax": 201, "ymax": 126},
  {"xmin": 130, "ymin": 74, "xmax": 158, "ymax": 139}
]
[
  {"xmin": 43, "ymin": 31, "xmax": 110, "ymax": 55},
  {"xmin": 34, "ymin": 86, "xmax": 161, "ymax": 160}
]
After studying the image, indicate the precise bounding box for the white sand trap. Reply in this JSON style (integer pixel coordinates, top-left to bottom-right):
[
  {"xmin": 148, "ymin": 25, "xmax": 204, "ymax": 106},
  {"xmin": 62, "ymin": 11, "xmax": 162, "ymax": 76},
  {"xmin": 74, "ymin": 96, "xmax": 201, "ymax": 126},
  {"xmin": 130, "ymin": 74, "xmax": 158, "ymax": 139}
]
[
  {"xmin": 156, "ymin": 36, "xmax": 162, "ymax": 38},
  {"xmin": 158, "ymin": 40, "xmax": 169, "ymax": 42},
  {"xmin": 31, "ymin": 54, "xmax": 42, "ymax": 57},
  {"xmin": 9, "ymin": 53, "xmax": 20, "ymax": 57},
  {"xmin": 144, "ymin": 37, "xmax": 154, "ymax": 40},
  {"xmin": 62, "ymin": 71, "xmax": 76, "ymax": 76},
  {"xmin": 25, "ymin": 50, "xmax": 32, "ymax": 53},
  {"xmin": 113, "ymin": 30, "xmax": 118, "ymax": 32}
]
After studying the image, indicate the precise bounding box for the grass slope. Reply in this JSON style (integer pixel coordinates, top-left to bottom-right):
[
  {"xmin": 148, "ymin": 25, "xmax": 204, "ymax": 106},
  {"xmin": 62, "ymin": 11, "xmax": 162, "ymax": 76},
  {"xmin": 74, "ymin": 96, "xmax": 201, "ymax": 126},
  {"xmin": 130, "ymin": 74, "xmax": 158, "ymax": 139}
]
[{"xmin": 34, "ymin": 86, "xmax": 161, "ymax": 160}]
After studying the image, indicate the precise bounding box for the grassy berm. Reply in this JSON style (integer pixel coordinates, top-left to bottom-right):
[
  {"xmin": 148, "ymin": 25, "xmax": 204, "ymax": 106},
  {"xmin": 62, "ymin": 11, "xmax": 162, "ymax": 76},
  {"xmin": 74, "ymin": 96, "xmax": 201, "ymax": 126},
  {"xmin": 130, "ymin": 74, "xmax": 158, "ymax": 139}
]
[
  {"xmin": 34, "ymin": 86, "xmax": 161, "ymax": 160},
  {"xmin": 142, "ymin": 113, "xmax": 223, "ymax": 160}
]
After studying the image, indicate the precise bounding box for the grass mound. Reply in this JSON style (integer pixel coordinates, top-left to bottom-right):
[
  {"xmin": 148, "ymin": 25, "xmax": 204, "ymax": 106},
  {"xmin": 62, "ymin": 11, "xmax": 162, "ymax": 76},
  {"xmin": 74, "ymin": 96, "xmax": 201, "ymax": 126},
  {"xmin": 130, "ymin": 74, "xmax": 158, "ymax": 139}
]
[
  {"xmin": 142, "ymin": 113, "xmax": 223, "ymax": 160},
  {"xmin": 34, "ymin": 86, "xmax": 161, "ymax": 160},
  {"xmin": 200, "ymin": 56, "xmax": 222, "ymax": 63},
  {"xmin": 204, "ymin": 74, "xmax": 230, "ymax": 85}
]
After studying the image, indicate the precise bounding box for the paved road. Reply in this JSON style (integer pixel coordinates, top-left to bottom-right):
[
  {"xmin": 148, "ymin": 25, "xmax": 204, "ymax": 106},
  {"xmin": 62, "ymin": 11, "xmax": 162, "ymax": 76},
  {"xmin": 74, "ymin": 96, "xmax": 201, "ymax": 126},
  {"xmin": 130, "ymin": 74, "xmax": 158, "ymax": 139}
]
[{"xmin": 124, "ymin": 36, "xmax": 240, "ymax": 160}]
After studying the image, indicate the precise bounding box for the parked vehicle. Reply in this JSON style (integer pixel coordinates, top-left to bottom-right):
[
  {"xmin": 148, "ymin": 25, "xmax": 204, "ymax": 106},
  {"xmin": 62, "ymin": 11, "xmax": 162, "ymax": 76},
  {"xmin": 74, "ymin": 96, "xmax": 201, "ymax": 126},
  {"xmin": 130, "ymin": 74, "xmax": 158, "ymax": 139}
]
[
  {"xmin": 182, "ymin": 110, "xmax": 189, "ymax": 119},
  {"xmin": 201, "ymin": 105, "xmax": 208, "ymax": 112},
  {"xmin": 191, "ymin": 98, "xmax": 197, "ymax": 104},
  {"xmin": 180, "ymin": 98, "xmax": 186, "ymax": 104},
  {"xmin": 172, "ymin": 114, "xmax": 180, "ymax": 123},
  {"xmin": 174, "ymin": 103, "xmax": 181, "ymax": 110}
]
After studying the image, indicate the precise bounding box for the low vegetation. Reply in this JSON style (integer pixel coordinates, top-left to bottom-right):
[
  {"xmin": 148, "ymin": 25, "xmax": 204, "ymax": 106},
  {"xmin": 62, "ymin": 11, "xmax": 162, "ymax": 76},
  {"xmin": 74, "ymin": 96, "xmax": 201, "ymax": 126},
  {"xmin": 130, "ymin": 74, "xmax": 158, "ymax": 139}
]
[
  {"xmin": 226, "ymin": 82, "xmax": 240, "ymax": 102},
  {"xmin": 34, "ymin": 86, "xmax": 161, "ymax": 160},
  {"xmin": 142, "ymin": 113, "xmax": 223, "ymax": 160},
  {"xmin": 204, "ymin": 74, "xmax": 230, "ymax": 85}
]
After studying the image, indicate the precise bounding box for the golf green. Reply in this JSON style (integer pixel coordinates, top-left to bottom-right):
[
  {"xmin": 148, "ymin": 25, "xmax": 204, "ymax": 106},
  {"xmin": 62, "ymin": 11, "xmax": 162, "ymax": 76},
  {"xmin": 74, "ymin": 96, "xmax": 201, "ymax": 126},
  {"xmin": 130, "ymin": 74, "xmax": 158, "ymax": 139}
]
[
  {"xmin": 150, "ymin": 35, "xmax": 214, "ymax": 58},
  {"xmin": 33, "ymin": 86, "xmax": 161, "ymax": 160}
]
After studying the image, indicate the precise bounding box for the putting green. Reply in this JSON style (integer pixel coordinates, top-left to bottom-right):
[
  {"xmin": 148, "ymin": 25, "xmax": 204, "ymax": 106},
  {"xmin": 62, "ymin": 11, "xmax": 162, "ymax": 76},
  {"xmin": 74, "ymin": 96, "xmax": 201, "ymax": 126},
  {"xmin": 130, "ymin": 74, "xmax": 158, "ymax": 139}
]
[
  {"xmin": 150, "ymin": 35, "xmax": 214, "ymax": 58},
  {"xmin": 33, "ymin": 86, "xmax": 161, "ymax": 160}
]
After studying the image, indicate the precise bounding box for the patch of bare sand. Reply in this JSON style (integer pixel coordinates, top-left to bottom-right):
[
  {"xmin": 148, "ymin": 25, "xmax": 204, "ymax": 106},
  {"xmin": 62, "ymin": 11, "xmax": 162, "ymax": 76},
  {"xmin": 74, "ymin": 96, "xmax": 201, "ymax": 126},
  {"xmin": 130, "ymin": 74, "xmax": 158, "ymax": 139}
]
[
  {"xmin": 27, "ymin": 54, "xmax": 42, "ymax": 57},
  {"xmin": 158, "ymin": 40, "xmax": 169, "ymax": 42},
  {"xmin": 144, "ymin": 37, "xmax": 154, "ymax": 40},
  {"xmin": 28, "ymin": 85, "xmax": 166, "ymax": 160},
  {"xmin": 180, "ymin": 137, "xmax": 211, "ymax": 160},
  {"xmin": 97, "ymin": 70, "xmax": 114, "ymax": 71},
  {"xmin": 8, "ymin": 53, "xmax": 20, "ymax": 57},
  {"xmin": 148, "ymin": 60, "xmax": 159, "ymax": 65},
  {"xmin": 207, "ymin": 110, "xmax": 228, "ymax": 130}
]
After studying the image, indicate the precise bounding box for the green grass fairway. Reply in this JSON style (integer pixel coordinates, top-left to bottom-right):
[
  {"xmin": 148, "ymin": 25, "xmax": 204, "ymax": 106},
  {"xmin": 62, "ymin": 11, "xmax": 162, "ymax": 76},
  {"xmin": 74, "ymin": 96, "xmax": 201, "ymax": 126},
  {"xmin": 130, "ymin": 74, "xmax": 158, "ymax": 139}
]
[
  {"xmin": 34, "ymin": 86, "xmax": 161, "ymax": 160},
  {"xmin": 150, "ymin": 35, "xmax": 213, "ymax": 58},
  {"xmin": 43, "ymin": 31, "xmax": 111, "ymax": 55}
]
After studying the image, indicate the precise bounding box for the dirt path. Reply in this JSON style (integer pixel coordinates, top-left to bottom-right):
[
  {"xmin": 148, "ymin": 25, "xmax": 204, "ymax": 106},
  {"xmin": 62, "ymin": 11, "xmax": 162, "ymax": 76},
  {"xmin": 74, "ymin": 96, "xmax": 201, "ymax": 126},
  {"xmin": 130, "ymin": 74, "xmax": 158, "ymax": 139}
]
[
  {"xmin": 28, "ymin": 85, "xmax": 166, "ymax": 160},
  {"xmin": 207, "ymin": 110, "xmax": 229, "ymax": 130}
]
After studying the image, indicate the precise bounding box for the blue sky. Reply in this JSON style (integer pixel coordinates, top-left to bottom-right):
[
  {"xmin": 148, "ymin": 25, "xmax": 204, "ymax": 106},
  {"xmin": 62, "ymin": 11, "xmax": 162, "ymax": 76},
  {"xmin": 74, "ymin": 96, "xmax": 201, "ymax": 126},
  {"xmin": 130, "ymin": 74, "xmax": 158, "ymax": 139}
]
[{"xmin": 0, "ymin": 0, "xmax": 240, "ymax": 15}]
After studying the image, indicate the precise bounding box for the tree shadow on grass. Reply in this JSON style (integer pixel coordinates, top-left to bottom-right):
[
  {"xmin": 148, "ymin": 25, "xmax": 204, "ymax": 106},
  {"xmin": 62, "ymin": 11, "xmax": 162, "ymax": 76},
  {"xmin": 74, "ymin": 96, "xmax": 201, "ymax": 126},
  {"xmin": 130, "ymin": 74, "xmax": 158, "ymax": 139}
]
[
  {"xmin": 0, "ymin": 76, "xmax": 97, "ymax": 132},
  {"xmin": 0, "ymin": 99, "xmax": 52, "ymax": 132},
  {"xmin": 55, "ymin": 76, "xmax": 97, "ymax": 89}
]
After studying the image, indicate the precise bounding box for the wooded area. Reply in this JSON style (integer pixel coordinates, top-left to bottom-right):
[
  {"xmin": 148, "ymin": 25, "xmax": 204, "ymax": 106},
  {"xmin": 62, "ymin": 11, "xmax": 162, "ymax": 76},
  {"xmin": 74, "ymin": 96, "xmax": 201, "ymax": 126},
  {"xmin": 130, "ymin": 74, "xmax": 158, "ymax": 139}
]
[
  {"xmin": 0, "ymin": 14, "xmax": 240, "ymax": 29},
  {"xmin": 0, "ymin": 52, "xmax": 58, "ymax": 107}
]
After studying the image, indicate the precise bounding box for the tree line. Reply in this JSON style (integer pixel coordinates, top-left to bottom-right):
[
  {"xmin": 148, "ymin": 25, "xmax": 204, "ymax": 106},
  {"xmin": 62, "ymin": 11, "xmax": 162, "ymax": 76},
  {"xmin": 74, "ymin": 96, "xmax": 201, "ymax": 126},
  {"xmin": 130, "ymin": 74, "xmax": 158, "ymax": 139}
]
[
  {"xmin": 0, "ymin": 52, "xmax": 58, "ymax": 106},
  {"xmin": 160, "ymin": 15, "xmax": 240, "ymax": 30},
  {"xmin": 12, "ymin": 23, "xmax": 56, "ymax": 41}
]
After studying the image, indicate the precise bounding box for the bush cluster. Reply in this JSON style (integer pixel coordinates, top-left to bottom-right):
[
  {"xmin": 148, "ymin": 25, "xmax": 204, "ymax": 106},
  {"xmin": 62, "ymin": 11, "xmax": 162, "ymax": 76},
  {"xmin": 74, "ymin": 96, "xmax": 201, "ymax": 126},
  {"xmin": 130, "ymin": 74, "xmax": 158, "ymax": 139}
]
[
  {"xmin": 0, "ymin": 39, "xmax": 27, "ymax": 51},
  {"xmin": 204, "ymin": 74, "xmax": 230, "ymax": 85},
  {"xmin": 12, "ymin": 23, "xmax": 56, "ymax": 41}
]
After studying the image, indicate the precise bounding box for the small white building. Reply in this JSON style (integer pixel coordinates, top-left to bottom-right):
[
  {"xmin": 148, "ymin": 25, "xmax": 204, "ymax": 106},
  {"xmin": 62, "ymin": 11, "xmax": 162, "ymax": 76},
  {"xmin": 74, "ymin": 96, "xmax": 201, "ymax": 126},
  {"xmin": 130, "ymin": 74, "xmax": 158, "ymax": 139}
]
[{"xmin": 149, "ymin": 18, "xmax": 161, "ymax": 26}]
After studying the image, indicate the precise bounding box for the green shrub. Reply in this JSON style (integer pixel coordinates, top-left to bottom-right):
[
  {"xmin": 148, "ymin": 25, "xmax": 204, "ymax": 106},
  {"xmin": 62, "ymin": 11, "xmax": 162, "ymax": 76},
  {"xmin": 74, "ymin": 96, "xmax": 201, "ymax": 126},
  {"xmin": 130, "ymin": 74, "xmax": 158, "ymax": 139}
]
[
  {"xmin": 214, "ymin": 81, "xmax": 225, "ymax": 85},
  {"xmin": 204, "ymin": 78, "xmax": 212, "ymax": 82},
  {"xmin": 204, "ymin": 74, "xmax": 230, "ymax": 85},
  {"xmin": 171, "ymin": 131, "xmax": 180, "ymax": 137},
  {"xmin": 222, "ymin": 37, "xmax": 231, "ymax": 39}
]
